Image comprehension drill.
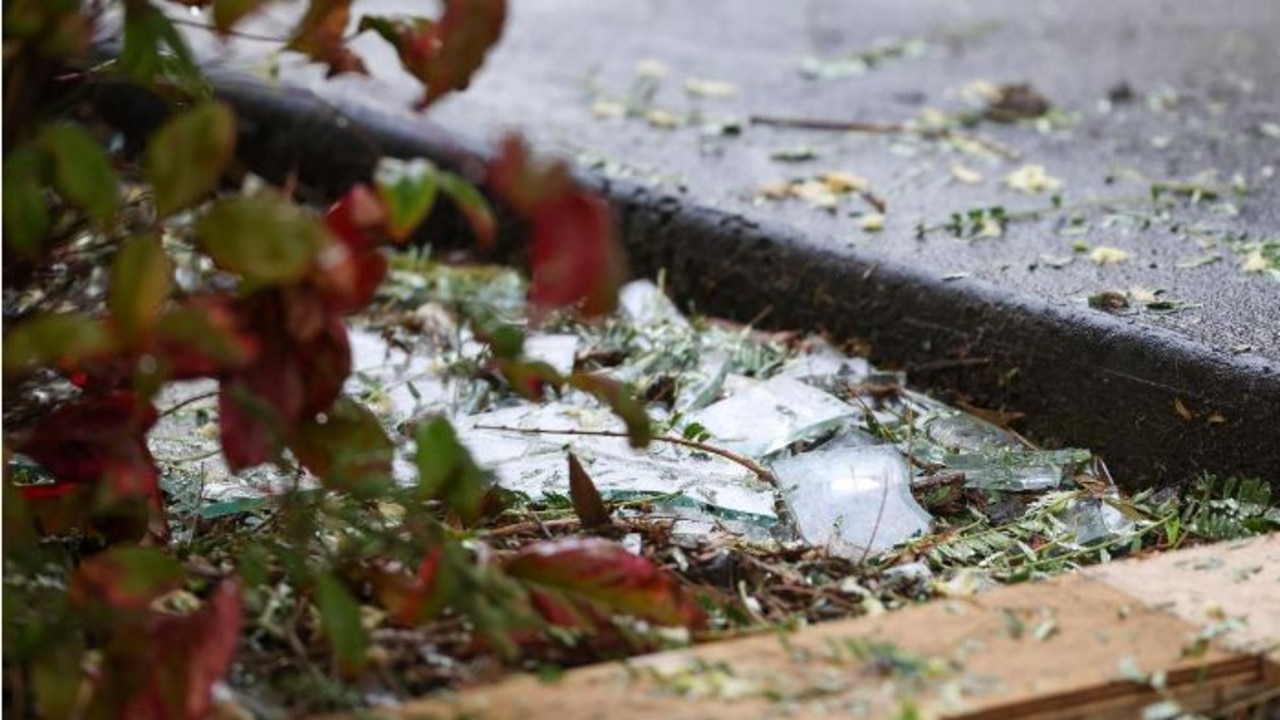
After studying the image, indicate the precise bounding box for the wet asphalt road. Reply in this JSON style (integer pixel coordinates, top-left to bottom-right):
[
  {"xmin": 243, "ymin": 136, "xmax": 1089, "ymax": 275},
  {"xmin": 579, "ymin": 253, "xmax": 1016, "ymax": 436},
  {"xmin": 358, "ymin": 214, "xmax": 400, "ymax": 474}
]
[{"xmin": 189, "ymin": 0, "xmax": 1280, "ymax": 362}]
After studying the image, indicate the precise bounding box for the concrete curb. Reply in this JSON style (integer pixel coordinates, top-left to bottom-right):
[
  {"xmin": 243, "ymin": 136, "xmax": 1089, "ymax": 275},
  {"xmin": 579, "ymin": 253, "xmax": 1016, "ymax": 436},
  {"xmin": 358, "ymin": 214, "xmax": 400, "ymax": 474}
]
[{"xmin": 93, "ymin": 73, "xmax": 1280, "ymax": 488}]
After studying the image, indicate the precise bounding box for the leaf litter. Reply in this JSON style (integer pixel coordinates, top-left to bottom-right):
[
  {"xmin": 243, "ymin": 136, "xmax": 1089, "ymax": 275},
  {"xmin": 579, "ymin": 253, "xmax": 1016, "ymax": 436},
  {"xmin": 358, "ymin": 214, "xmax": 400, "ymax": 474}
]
[{"xmin": 28, "ymin": 246, "xmax": 1267, "ymax": 714}]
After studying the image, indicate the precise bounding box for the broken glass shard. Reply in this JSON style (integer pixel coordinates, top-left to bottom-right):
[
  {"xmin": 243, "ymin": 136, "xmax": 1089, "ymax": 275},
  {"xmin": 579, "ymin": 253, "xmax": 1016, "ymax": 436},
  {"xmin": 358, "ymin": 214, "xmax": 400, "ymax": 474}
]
[
  {"xmin": 773, "ymin": 444, "xmax": 932, "ymax": 559},
  {"xmin": 921, "ymin": 410, "xmax": 1022, "ymax": 453},
  {"xmin": 619, "ymin": 279, "xmax": 689, "ymax": 331},
  {"xmin": 943, "ymin": 448, "xmax": 1091, "ymax": 492},
  {"xmin": 522, "ymin": 334, "xmax": 579, "ymax": 376},
  {"xmin": 674, "ymin": 350, "xmax": 730, "ymax": 412},
  {"xmin": 1058, "ymin": 495, "xmax": 1136, "ymax": 546},
  {"xmin": 776, "ymin": 337, "xmax": 872, "ymax": 392},
  {"xmin": 686, "ymin": 376, "xmax": 859, "ymax": 458},
  {"xmin": 899, "ymin": 409, "xmax": 1092, "ymax": 492},
  {"xmin": 458, "ymin": 402, "xmax": 779, "ymax": 525}
]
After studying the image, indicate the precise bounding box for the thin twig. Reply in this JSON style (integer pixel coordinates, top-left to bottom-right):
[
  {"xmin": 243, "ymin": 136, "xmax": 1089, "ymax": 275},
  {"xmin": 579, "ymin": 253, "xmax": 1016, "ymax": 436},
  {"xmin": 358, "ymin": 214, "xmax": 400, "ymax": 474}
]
[
  {"xmin": 750, "ymin": 114, "xmax": 906, "ymax": 134},
  {"xmin": 158, "ymin": 390, "xmax": 218, "ymax": 420},
  {"xmin": 168, "ymin": 16, "xmax": 294, "ymax": 43},
  {"xmin": 157, "ymin": 447, "xmax": 221, "ymax": 465},
  {"xmin": 926, "ymin": 128, "xmax": 1019, "ymax": 160},
  {"xmin": 909, "ymin": 471, "xmax": 966, "ymax": 493},
  {"xmin": 485, "ymin": 517, "xmax": 579, "ymax": 539},
  {"xmin": 749, "ymin": 114, "xmax": 1019, "ymax": 160},
  {"xmin": 528, "ymin": 510, "xmax": 554, "ymax": 540},
  {"xmin": 471, "ymin": 424, "xmax": 777, "ymax": 488},
  {"xmin": 859, "ymin": 397, "xmax": 919, "ymax": 563}
]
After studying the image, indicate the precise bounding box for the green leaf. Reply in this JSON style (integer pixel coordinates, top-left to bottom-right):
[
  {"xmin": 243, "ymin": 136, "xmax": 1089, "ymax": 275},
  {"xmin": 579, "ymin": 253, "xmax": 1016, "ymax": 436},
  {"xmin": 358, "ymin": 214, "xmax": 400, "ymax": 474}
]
[
  {"xmin": 119, "ymin": 3, "xmax": 207, "ymax": 97},
  {"xmin": 146, "ymin": 102, "xmax": 236, "ymax": 217},
  {"xmin": 40, "ymin": 123, "xmax": 119, "ymax": 226},
  {"xmin": 70, "ymin": 546, "xmax": 184, "ymax": 611},
  {"xmin": 436, "ymin": 170, "xmax": 496, "ymax": 246},
  {"xmin": 488, "ymin": 324, "xmax": 524, "ymax": 360},
  {"xmin": 109, "ymin": 234, "xmax": 172, "ymax": 343},
  {"xmin": 289, "ymin": 396, "xmax": 395, "ymax": 497},
  {"xmin": 196, "ymin": 195, "xmax": 329, "ymax": 285},
  {"xmin": 374, "ymin": 157, "xmax": 440, "ymax": 242},
  {"xmin": 413, "ymin": 417, "xmax": 490, "ymax": 525},
  {"xmin": 3, "ymin": 312, "xmax": 113, "ymax": 375},
  {"xmin": 2, "ymin": 147, "xmax": 50, "ymax": 256},
  {"xmin": 33, "ymin": 637, "xmax": 85, "ymax": 720},
  {"xmin": 495, "ymin": 358, "xmax": 563, "ymax": 400},
  {"xmin": 315, "ymin": 573, "xmax": 368, "ymax": 676},
  {"xmin": 2, "ymin": 477, "xmax": 40, "ymax": 564},
  {"xmin": 568, "ymin": 373, "xmax": 651, "ymax": 447}
]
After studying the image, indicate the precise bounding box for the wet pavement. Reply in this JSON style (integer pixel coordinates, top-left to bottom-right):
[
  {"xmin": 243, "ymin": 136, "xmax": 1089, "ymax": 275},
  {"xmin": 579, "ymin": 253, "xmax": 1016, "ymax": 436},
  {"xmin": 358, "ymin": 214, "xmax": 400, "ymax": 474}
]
[
  {"xmin": 163, "ymin": 0, "xmax": 1280, "ymax": 482},
  {"xmin": 186, "ymin": 0, "xmax": 1280, "ymax": 359}
]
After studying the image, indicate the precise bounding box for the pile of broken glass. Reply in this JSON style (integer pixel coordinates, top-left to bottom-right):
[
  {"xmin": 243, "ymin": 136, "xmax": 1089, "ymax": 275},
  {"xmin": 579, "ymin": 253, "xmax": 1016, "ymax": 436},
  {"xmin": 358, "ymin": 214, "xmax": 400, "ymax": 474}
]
[{"xmin": 146, "ymin": 269, "xmax": 1131, "ymax": 560}]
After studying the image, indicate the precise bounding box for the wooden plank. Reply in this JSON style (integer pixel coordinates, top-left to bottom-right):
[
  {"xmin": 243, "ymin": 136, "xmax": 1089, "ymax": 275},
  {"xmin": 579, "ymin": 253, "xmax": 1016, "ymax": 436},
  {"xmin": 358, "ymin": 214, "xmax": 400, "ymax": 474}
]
[
  {"xmin": 1084, "ymin": 533, "xmax": 1280, "ymax": 661},
  {"xmin": 379, "ymin": 534, "xmax": 1280, "ymax": 719}
]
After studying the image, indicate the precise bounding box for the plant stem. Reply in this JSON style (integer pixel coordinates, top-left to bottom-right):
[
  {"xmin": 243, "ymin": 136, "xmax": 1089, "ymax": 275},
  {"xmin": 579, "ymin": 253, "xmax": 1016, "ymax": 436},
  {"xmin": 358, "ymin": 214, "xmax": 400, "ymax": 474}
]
[
  {"xmin": 748, "ymin": 114, "xmax": 1019, "ymax": 159},
  {"xmin": 169, "ymin": 16, "xmax": 293, "ymax": 43},
  {"xmin": 158, "ymin": 390, "xmax": 218, "ymax": 420}
]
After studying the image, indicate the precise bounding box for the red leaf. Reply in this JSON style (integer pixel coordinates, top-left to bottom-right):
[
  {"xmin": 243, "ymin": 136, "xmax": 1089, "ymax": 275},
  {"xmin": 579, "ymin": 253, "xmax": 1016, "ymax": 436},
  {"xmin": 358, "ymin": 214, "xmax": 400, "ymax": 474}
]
[
  {"xmin": 316, "ymin": 184, "xmax": 391, "ymax": 314},
  {"xmin": 487, "ymin": 135, "xmax": 571, "ymax": 214},
  {"xmin": 218, "ymin": 376, "xmax": 291, "ymax": 470},
  {"xmin": 374, "ymin": 547, "xmax": 446, "ymax": 627},
  {"xmin": 487, "ymin": 137, "xmax": 625, "ymax": 318},
  {"xmin": 153, "ymin": 295, "xmax": 259, "ymax": 379},
  {"xmin": 16, "ymin": 392, "xmax": 161, "ymax": 502},
  {"xmin": 16, "ymin": 483, "xmax": 83, "ymax": 500},
  {"xmin": 361, "ymin": 0, "xmax": 505, "ymax": 109},
  {"xmin": 287, "ymin": 0, "xmax": 367, "ymax": 76},
  {"xmin": 323, "ymin": 184, "xmax": 386, "ymax": 252},
  {"xmin": 117, "ymin": 578, "xmax": 244, "ymax": 720},
  {"xmin": 218, "ymin": 291, "xmax": 351, "ymax": 470},
  {"xmin": 527, "ymin": 191, "xmax": 623, "ymax": 317},
  {"xmin": 313, "ymin": 242, "xmax": 387, "ymax": 315},
  {"xmin": 296, "ymin": 315, "xmax": 351, "ymax": 415},
  {"xmin": 282, "ymin": 283, "xmax": 330, "ymax": 342},
  {"xmin": 422, "ymin": 0, "xmax": 505, "ymax": 106},
  {"xmin": 218, "ymin": 347, "xmax": 300, "ymax": 471},
  {"xmin": 70, "ymin": 546, "xmax": 183, "ymax": 611},
  {"xmin": 504, "ymin": 538, "xmax": 704, "ymax": 630},
  {"xmin": 209, "ymin": 0, "xmax": 272, "ymax": 34},
  {"xmin": 568, "ymin": 452, "xmax": 611, "ymax": 529},
  {"xmin": 63, "ymin": 354, "xmax": 134, "ymax": 394}
]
